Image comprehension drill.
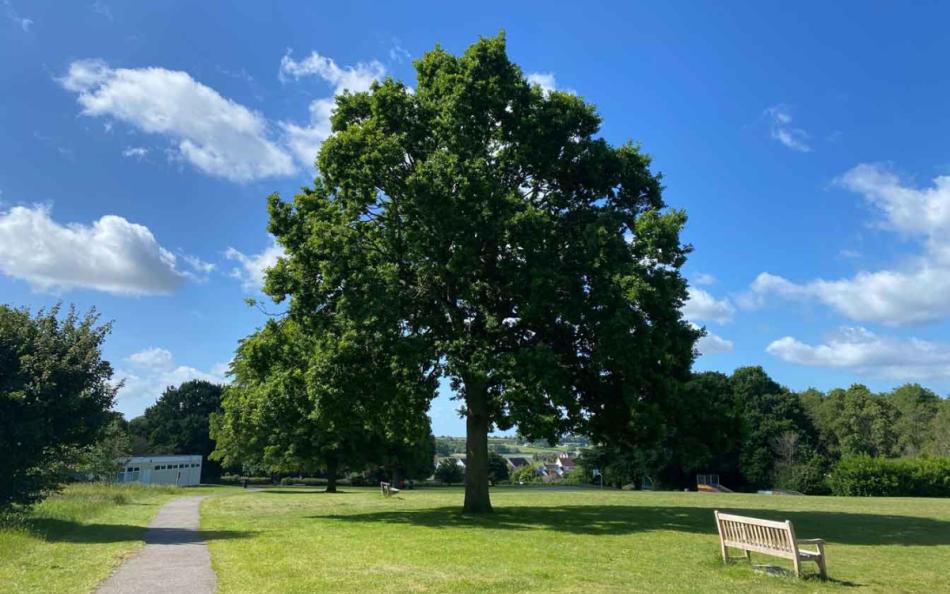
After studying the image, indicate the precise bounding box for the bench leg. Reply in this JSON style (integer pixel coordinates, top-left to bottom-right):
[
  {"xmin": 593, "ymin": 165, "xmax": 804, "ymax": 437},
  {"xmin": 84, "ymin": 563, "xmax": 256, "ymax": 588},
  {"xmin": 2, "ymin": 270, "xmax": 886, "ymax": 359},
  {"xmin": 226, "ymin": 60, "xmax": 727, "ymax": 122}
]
[{"xmin": 816, "ymin": 548, "xmax": 827, "ymax": 580}]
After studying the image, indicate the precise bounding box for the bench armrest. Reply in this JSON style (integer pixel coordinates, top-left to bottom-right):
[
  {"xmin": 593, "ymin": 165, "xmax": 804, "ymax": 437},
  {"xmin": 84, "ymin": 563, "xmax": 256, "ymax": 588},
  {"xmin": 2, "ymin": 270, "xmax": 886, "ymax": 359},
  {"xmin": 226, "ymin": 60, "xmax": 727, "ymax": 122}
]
[{"xmin": 797, "ymin": 538, "xmax": 825, "ymax": 545}]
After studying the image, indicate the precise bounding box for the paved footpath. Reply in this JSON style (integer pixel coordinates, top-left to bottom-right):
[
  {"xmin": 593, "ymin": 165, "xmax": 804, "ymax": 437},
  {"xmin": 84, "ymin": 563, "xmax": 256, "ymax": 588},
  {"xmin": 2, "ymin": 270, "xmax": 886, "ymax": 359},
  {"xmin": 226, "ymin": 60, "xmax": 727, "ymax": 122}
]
[{"xmin": 96, "ymin": 496, "xmax": 216, "ymax": 594}]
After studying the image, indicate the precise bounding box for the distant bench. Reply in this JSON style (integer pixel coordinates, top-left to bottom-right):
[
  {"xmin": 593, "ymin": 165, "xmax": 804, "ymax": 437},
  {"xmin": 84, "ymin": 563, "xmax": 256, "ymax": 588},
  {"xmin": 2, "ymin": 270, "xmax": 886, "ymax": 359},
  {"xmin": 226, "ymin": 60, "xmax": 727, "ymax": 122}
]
[
  {"xmin": 380, "ymin": 482, "xmax": 400, "ymax": 497},
  {"xmin": 714, "ymin": 511, "xmax": 827, "ymax": 579}
]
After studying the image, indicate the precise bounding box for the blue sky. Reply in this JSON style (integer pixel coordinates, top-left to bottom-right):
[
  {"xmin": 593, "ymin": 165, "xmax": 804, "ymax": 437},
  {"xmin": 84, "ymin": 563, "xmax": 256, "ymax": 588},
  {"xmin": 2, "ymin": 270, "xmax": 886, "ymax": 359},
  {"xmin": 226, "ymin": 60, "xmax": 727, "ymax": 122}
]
[{"xmin": 3, "ymin": 1, "xmax": 950, "ymax": 435}]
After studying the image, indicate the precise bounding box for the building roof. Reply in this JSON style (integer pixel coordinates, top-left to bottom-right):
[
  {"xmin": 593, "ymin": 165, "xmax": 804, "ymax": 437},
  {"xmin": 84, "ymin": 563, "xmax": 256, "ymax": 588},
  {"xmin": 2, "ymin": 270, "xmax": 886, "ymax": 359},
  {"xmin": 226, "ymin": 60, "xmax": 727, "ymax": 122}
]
[
  {"xmin": 506, "ymin": 456, "xmax": 530, "ymax": 468},
  {"xmin": 120, "ymin": 455, "xmax": 202, "ymax": 464}
]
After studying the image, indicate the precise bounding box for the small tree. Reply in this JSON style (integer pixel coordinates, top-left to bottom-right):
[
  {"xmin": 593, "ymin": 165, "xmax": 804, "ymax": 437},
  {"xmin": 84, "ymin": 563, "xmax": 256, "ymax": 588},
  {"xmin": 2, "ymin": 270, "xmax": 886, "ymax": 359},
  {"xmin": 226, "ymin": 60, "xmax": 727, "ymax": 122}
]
[
  {"xmin": 74, "ymin": 415, "xmax": 131, "ymax": 481},
  {"xmin": 510, "ymin": 464, "xmax": 543, "ymax": 485},
  {"xmin": 434, "ymin": 459, "xmax": 464, "ymax": 485},
  {"xmin": 487, "ymin": 452, "xmax": 510, "ymax": 483},
  {"xmin": 0, "ymin": 305, "xmax": 116, "ymax": 509},
  {"xmin": 133, "ymin": 380, "xmax": 226, "ymax": 479}
]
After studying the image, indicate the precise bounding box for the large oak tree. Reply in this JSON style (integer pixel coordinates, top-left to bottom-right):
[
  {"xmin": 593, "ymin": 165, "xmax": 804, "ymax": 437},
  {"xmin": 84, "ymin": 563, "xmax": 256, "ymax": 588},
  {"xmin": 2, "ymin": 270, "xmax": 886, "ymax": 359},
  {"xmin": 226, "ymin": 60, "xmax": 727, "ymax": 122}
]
[{"xmin": 264, "ymin": 33, "xmax": 697, "ymax": 512}]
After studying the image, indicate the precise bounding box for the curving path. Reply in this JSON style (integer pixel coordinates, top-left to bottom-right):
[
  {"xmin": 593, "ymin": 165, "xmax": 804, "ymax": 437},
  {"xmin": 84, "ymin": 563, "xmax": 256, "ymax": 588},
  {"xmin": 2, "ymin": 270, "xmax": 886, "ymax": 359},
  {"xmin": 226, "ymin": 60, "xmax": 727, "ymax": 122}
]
[{"xmin": 96, "ymin": 496, "xmax": 216, "ymax": 594}]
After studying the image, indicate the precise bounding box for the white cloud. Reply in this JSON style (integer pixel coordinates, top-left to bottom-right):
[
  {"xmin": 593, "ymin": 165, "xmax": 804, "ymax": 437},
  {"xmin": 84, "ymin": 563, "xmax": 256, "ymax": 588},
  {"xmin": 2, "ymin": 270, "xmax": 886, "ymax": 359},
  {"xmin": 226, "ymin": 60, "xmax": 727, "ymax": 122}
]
[
  {"xmin": 127, "ymin": 347, "xmax": 173, "ymax": 369},
  {"xmin": 767, "ymin": 327, "xmax": 950, "ymax": 380},
  {"xmin": 4, "ymin": 0, "xmax": 32, "ymax": 31},
  {"xmin": 389, "ymin": 41, "xmax": 411, "ymax": 64},
  {"xmin": 683, "ymin": 287, "xmax": 734, "ymax": 324},
  {"xmin": 692, "ymin": 272, "xmax": 716, "ymax": 286},
  {"xmin": 0, "ymin": 204, "xmax": 187, "ymax": 295},
  {"xmin": 277, "ymin": 51, "xmax": 385, "ymax": 167},
  {"xmin": 59, "ymin": 59, "xmax": 296, "ymax": 182},
  {"xmin": 696, "ymin": 332, "xmax": 734, "ymax": 356},
  {"xmin": 746, "ymin": 164, "xmax": 950, "ymax": 325},
  {"xmin": 527, "ymin": 72, "xmax": 557, "ymax": 94},
  {"xmin": 122, "ymin": 146, "xmax": 148, "ymax": 159},
  {"xmin": 183, "ymin": 254, "xmax": 214, "ymax": 277},
  {"xmin": 116, "ymin": 347, "xmax": 228, "ymax": 416},
  {"xmin": 91, "ymin": 1, "xmax": 113, "ymax": 21},
  {"xmin": 764, "ymin": 104, "xmax": 810, "ymax": 152},
  {"xmin": 225, "ymin": 239, "xmax": 284, "ymax": 291}
]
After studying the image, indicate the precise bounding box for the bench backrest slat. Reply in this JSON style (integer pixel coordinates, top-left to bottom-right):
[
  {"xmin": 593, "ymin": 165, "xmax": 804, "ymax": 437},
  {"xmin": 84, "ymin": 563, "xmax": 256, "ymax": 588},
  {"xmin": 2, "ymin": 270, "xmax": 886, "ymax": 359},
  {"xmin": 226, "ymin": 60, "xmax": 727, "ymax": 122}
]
[{"xmin": 714, "ymin": 511, "xmax": 796, "ymax": 555}]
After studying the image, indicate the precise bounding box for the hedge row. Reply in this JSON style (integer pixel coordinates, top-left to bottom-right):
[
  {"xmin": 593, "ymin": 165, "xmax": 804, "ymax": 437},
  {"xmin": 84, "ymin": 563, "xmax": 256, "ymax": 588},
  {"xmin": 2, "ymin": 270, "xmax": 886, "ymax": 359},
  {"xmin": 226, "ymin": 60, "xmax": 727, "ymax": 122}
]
[{"xmin": 828, "ymin": 455, "xmax": 950, "ymax": 497}]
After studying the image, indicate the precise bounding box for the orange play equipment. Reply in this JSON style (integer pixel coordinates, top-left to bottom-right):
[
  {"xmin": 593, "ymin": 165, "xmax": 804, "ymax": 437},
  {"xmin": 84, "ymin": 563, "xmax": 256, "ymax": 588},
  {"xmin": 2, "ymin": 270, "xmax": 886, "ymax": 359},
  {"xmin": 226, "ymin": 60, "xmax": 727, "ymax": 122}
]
[{"xmin": 697, "ymin": 474, "xmax": 733, "ymax": 493}]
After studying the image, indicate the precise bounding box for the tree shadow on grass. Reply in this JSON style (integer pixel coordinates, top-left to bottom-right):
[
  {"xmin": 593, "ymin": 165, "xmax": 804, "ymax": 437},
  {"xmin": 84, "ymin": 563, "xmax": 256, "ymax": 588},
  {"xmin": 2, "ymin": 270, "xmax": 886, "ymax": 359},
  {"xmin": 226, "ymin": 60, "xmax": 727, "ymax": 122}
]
[
  {"xmin": 255, "ymin": 488, "xmax": 355, "ymax": 495},
  {"xmin": 22, "ymin": 517, "xmax": 254, "ymax": 544},
  {"xmin": 315, "ymin": 505, "xmax": 950, "ymax": 546}
]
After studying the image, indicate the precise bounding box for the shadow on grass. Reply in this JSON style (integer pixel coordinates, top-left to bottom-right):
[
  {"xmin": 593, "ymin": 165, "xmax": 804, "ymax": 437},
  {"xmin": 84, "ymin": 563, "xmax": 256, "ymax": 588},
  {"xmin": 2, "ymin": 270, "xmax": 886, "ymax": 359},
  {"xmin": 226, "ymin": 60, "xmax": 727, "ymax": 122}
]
[
  {"xmin": 255, "ymin": 488, "xmax": 355, "ymax": 495},
  {"xmin": 22, "ymin": 518, "xmax": 254, "ymax": 544},
  {"xmin": 315, "ymin": 505, "xmax": 950, "ymax": 546}
]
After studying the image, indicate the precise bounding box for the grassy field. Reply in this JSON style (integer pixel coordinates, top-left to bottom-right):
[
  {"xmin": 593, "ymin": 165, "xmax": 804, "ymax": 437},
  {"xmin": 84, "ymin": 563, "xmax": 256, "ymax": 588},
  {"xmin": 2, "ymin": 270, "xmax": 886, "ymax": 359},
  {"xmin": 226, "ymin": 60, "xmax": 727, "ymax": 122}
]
[
  {"xmin": 0, "ymin": 483, "xmax": 231, "ymax": 594},
  {"xmin": 202, "ymin": 486, "xmax": 950, "ymax": 594}
]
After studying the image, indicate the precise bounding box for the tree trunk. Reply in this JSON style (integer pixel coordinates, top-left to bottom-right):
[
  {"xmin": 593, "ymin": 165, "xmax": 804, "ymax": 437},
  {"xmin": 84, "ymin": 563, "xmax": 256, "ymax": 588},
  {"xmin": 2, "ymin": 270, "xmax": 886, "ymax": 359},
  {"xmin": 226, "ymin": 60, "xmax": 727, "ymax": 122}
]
[
  {"xmin": 392, "ymin": 466, "xmax": 403, "ymax": 490},
  {"xmin": 463, "ymin": 377, "xmax": 492, "ymax": 513},
  {"xmin": 326, "ymin": 455, "xmax": 338, "ymax": 493}
]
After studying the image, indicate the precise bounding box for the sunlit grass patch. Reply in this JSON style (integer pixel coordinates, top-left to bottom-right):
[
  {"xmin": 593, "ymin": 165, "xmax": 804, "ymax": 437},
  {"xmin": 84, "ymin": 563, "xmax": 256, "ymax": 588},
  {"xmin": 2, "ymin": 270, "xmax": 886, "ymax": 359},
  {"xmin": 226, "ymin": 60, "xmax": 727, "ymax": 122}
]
[
  {"xmin": 202, "ymin": 487, "xmax": 950, "ymax": 594},
  {"xmin": 0, "ymin": 483, "xmax": 233, "ymax": 594}
]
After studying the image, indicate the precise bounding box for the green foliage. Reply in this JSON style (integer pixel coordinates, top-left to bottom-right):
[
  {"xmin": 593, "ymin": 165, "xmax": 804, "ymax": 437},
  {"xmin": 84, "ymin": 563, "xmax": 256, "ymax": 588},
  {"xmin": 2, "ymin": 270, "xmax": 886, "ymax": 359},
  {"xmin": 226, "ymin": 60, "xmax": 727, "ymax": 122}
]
[
  {"xmin": 772, "ymin": 453, "xmax": 830, "ymax": 495},
  {"xmin": 828, "ymin": 455, "xmax": 950, "ymax": 497},
  {"xmin": 510, "ymin": 464, "xmax": 543, "ymax": 485},
  {"xmin": 434, "ymin": 459, "xmax": 464, "ymax": 485},
  {"xmin": 888, "ymin": 384, "xmax": 941, "ymax": 455},
  {"xmin": 73, "ymin": 415, "xmax": 131, "ymax": 481},
  {"xmin": 0, "ymin": 305, "xmax": 116, "ymax": 510},
  {"xmin": 131, "ymin": 380, "xmax": 225, "ymax": 478},
  {"xmin": 263, "ymin": 32, "xmax": 697, "ymax": 512},
  {"xmin": 730, "ymin": 367, "xmax": 818, "ymax": 489},
  {"xmin": 930, "ymin": 399, "xmax": 950, "ymax": 456},
  {"xmin": 487, "ymin": 452, "xmax": 510, "ymax": 483},
  {"xmin": 212, "ymin": 317, "xmax": 436, "ymax": 492}
]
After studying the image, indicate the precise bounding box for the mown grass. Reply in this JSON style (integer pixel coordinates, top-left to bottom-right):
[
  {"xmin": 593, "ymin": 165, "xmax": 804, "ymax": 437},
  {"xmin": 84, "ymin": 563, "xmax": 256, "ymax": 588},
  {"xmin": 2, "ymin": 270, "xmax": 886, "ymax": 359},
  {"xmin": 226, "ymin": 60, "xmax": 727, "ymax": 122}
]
[
  {"xmin": 0, "ymin": 483, "xmax": 231, "ymax": 594},
  {"xmin": 202, "ymin": 486, "xmax": 950, "ymax": 594}
]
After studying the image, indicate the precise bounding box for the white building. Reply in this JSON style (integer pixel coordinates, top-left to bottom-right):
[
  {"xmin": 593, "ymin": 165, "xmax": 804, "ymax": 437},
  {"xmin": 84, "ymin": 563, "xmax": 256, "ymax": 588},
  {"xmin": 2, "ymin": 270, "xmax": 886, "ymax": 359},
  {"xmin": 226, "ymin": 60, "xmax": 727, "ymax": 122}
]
[{"xmin": 117, "ymin": 455, "xmax": 203, "ymax": 486}]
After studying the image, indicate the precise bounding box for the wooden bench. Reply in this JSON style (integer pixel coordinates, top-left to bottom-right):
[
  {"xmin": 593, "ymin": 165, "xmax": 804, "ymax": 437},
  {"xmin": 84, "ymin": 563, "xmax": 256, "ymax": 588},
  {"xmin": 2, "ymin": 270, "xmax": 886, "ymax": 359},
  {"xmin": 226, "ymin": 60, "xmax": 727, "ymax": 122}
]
[
  {"xmin": 380, "ymin": 481, "xmax": 400, "ymax": 497},
  {"xmin": 714, "ymin": 511, "xmax": 827, "ymax": 579}
]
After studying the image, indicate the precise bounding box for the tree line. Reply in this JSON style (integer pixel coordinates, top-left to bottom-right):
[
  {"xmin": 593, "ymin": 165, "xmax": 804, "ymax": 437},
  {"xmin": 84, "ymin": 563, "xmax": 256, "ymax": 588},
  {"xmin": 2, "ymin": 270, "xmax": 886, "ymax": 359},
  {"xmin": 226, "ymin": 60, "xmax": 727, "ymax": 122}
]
[{"xmin": 580, "ymin": 367, "xmax": 950, "ymax": 494}]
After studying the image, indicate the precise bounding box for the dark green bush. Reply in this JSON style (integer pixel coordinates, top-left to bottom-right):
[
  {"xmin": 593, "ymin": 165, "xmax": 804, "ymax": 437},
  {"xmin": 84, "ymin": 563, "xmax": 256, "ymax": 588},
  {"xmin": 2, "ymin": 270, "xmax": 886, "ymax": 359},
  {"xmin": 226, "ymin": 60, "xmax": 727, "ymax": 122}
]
[
  {"xmin": 279, "ymin": 477, "xmax": 328, "ymax": 486},
  {"xmin": 773, "ymin": 455, "xmax": 831, "ymax": 495},
  {"xmin": 828, "ymin": 455, "xmax": 950, "ymax": 496},
  {"xmin": 218, "ymin": 475, "xmax": 272, "ymax": 485}
]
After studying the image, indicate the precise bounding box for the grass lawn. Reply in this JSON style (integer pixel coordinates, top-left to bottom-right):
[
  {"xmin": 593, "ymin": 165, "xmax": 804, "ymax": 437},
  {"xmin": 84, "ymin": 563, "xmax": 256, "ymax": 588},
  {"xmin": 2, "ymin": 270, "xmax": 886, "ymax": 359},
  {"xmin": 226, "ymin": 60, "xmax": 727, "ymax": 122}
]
[
  {"xmin": 202, "ymin": 486, "xmax": 950, "ymax": 594},
  {"xmin": 0, "ymin": 483, "xmax": 232, "ymax": 594}
]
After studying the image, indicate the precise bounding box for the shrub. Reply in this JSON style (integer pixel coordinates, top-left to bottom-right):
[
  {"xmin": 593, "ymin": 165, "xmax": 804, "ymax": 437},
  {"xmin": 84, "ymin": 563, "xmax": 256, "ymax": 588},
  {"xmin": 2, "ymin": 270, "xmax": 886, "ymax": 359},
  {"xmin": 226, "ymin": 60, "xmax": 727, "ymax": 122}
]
[
  {"xmin": 510, "ymin": 464, "xmax": 543, "ymax": 485},
  {"xmin": 828, "ymin": 455, "xmax": 950, "ymax": 496},
  {"xmin": 279, "ymin": 477, "xmax": 328, "ymax": 486},
  {"xmin": 434, "ymin": 459, "xmax": 464, "ymax": 485},
  {"xmin": 219, "ymin": 475, "xmax": 272, "ymax": 486},
  {"xmin": 773, "ymin": 454, "xmax": 830, "ymax": 495}
]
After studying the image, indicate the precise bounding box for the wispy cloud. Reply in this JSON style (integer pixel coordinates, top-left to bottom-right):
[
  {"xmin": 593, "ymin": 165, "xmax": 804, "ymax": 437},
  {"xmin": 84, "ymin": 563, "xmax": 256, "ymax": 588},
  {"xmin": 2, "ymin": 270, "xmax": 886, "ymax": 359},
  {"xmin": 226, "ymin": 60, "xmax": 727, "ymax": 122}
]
[
  {"xmin": 764, "ymin": 104, "xmax": 810, "ymax": 152},
  {"xmin": 225, "ymin": 239, "xmax": 284, "ymax": 291},
  {"xmin": 4, "ymin": 0, "xmax": 33, "ymax": 31},
  {"xmin": 277, "ymin": 50, "xmax": 386, "ymax": 168},
  {"xmin": 767, "ymin": 326, "xmax": 950, "ymax": 380}
]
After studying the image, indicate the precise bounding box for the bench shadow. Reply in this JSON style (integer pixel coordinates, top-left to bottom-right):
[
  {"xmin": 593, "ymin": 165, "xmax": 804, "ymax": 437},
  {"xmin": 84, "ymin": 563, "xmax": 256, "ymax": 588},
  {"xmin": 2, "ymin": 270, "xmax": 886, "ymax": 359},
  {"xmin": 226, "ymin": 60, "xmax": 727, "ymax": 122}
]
[
  {"xmin": 314, "ymin": 505, "xmax": 950, "ymax": 546},
  {"xmin": 23, "ymin": 517, "xmax": 254, "ymax": 544}
]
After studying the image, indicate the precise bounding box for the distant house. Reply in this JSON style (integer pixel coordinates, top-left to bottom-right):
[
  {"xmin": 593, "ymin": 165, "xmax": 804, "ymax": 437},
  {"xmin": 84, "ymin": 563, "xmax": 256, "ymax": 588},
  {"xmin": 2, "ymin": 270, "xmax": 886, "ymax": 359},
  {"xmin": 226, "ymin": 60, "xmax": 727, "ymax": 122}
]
[
  {"xmin": 505, "ymin": 456, "xmax": 531, "ymax": 471},
  {"xmin": 540, "ymin": 464, "xmax": 560, "ymax": 482},
  {"xmin": 556, "ymin": 454, "xmax": 577, "ymax": 475}
]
